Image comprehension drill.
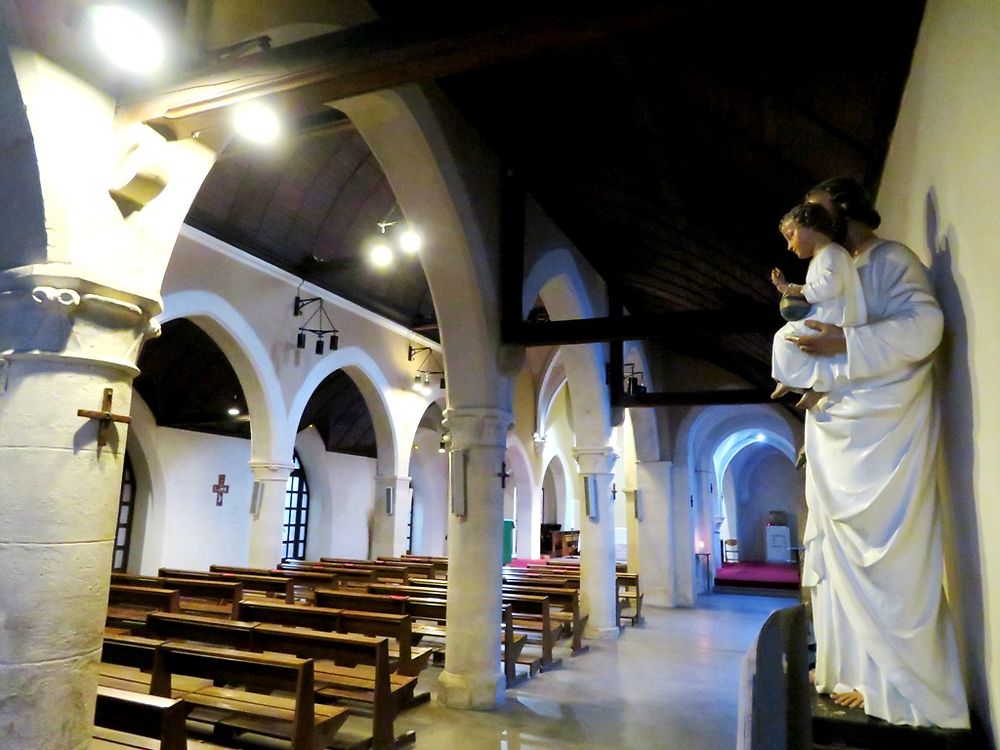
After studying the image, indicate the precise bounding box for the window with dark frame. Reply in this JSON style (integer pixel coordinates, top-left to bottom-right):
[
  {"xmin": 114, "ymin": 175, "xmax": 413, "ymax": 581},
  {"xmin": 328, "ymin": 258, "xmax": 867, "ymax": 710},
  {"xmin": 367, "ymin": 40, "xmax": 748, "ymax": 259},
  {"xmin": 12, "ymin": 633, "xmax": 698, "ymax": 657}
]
[
  {"xmin": 282, "ymin": 452, "xmax": 310, "ymax": 560},
  {"xmin": 112, "ymin": 453, "xmax": 136, "ymax": 572}
]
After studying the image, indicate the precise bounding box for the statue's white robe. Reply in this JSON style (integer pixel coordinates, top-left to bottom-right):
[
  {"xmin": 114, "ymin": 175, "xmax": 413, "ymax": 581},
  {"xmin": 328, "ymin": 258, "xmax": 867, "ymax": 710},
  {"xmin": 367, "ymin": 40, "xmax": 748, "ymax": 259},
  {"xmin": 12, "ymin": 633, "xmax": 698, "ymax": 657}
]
[{"xmin": 803, "ymin": 240, "xmax": 969, "ymax": 728}]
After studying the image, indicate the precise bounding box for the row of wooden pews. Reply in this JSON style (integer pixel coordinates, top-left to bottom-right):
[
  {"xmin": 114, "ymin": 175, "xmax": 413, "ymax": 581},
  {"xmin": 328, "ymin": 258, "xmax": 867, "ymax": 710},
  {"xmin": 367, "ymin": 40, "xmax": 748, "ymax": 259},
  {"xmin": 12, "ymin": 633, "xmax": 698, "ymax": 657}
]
[{"xmin": 102, "ymin": 567, "xmax": 436, "ymax": 749}]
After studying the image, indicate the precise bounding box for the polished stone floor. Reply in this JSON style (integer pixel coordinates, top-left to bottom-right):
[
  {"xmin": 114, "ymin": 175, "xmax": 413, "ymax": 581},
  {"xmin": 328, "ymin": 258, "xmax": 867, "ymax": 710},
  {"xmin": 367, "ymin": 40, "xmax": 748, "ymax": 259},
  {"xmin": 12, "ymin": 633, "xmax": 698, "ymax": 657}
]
[{"xmin": 395, "ymin": 592, "xmax": 795, "ymax": 750}]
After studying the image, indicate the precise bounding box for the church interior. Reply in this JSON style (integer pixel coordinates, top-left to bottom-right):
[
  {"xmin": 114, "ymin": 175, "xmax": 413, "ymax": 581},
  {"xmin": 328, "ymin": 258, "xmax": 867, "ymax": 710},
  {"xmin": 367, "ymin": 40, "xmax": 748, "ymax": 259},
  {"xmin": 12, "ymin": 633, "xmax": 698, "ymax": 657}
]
[{"xmin": 1, "ymin": 1, "xmax": 998, "ymax": 748}]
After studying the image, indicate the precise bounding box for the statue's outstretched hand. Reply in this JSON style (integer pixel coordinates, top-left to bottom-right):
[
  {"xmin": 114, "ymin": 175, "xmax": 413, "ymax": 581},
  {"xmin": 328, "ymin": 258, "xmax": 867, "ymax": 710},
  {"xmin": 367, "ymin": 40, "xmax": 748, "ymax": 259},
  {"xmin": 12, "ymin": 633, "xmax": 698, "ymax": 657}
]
[
  {"xmin": 770, "ymin": 268, "xmax": 787, "ymax": 292},
  {"xmin": 785, "ymin": 320, "xmax": 846, "ymax": 355}
]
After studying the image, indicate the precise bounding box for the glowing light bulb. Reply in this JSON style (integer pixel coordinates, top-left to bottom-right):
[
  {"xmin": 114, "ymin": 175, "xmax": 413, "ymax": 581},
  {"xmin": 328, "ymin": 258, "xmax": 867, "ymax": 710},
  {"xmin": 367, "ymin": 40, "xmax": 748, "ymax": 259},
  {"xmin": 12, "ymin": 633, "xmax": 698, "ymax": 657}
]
[
  {"xmin": 755, "ymin": 433, "xmax": 765, "ymax": 442},
  {"xmin": 369, "ymin": 242, "xmax": 393, "ymax": 269},
  {"xmin": 90, "ymin": 4, "xmax": 165, "ymax": 75},
  {"xmin": 233, "ymin": 101, "xmax": 281, "ymax": 144},
  {"xmin": 399, "ymin": 227, "xmax": 422, "ymax": 254},
  {"xmin": 227, "ymin": 407, "xmax": 240, "ymax": 416}
]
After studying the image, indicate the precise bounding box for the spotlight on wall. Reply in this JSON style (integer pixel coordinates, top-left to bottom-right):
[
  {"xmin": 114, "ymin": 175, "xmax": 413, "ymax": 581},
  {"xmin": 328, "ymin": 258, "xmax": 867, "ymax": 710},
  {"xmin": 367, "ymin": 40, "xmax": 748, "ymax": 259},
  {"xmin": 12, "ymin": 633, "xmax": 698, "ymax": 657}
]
[
  {"xmin": 407, "ymin": 344, "xmax": 445, "ymax": 396},
  {"xmin": 293, "ymin": 282, "xmax": 339, "ymax": 355}
]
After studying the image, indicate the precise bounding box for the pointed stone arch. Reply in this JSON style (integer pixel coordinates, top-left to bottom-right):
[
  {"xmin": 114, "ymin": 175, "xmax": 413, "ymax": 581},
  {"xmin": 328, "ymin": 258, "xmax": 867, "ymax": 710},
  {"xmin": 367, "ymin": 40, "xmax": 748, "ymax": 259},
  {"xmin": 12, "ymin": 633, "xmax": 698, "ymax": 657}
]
[
  {"xmin": 160, "ymin": 290, "xmax": 286, "ymax": 464},
  {"xmin": 287, "ymin": 346, "xmax": 399, "ymax": 477}
]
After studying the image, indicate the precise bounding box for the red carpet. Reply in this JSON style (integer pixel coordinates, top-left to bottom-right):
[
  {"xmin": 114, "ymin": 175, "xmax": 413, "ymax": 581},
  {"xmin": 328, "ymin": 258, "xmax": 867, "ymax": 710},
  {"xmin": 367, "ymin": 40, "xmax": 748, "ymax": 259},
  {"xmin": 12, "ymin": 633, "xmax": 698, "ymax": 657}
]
[
  {"xmin": 714, "ymin": 562, "xmax": 800, "ymax": 590},
  {"xmin": 508, "ymin": 558, "xmax": 550, "ymax": 568}
]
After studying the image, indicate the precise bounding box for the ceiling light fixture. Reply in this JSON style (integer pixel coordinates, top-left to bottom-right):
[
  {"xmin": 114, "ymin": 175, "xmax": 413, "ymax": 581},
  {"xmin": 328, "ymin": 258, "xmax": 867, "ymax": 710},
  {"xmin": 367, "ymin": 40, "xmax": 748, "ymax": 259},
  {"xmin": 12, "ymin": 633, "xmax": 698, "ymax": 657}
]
[
  {"xmin": 232, "ymin": 100, "xmax": 281, "ymax": 144},
  {"xmin": 366, "ymin": 205, "xmax": 423, "ymax": 268},
  {"xmin": 89, "ymin": 4, "xmax": 165, "ymax": 75}
]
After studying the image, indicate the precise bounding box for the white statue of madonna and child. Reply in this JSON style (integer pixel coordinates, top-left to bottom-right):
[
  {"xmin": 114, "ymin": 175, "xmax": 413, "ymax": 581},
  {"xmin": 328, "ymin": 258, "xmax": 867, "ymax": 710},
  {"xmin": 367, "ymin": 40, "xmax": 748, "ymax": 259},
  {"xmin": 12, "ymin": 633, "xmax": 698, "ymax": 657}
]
[{"xmin": 767, "ymin": 177, "xmax": 969, "ymax": 729}]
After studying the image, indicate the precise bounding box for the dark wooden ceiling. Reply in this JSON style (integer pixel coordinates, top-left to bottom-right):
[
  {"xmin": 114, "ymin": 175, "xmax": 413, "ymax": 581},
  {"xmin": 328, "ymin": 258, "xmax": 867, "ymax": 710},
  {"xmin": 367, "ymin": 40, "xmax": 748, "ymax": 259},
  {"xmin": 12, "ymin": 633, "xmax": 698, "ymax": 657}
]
[
  {"xmin": 181, "ymin": 1, "xmax": 925, "ymax": 401},
  {"xmin": 132, "ymin": 1, "xmax": 927, "ymax": 437}
]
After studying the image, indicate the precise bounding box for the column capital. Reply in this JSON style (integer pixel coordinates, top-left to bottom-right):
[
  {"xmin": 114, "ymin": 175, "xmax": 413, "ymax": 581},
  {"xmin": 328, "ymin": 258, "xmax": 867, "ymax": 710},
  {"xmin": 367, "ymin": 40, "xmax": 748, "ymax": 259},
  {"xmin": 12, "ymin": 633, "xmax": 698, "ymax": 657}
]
[
  {"xmin": 0, "ymin": 269, "xmax": 162, "ymax": 377},
  {"xmin": 637, "ymin": 458, "xmax": 674, "ymax": 469},
  {"xmin": 249, "ymin": 461, "xmax": 295, "ymax": 482},
  {"xmin": 443, "ymin": 407, "xmax": 512, "ymax": 451},
  {"xmin": 375, "ymin": 474, "xmax": 412, "ymax": 485},
  {"xmin": 573, "ymin": 446, "xmax": 618, "ymax": 475}
]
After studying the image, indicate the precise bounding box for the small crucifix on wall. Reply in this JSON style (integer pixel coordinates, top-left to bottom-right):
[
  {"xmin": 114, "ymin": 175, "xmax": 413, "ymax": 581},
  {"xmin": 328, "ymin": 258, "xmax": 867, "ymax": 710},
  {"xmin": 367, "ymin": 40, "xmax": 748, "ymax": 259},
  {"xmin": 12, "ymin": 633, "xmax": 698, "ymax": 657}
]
[
  {"xmin": 213, "ymin": 474, "xmax": 230, "ymax": 506},
  {"xmin": 77, "ymin": 387, "xmax": 132, "ymax": 448},
  {"xmin": 498, "ymin": 461, "xmax": 512, "ymax": 489}
]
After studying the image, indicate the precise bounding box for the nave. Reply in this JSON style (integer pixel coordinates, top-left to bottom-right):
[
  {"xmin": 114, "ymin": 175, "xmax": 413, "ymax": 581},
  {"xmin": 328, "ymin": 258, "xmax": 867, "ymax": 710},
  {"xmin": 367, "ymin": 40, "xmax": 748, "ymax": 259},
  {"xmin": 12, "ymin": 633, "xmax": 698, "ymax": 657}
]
[
  {"xmin": 394, "ymin": 594, "xmax": 787, "ymax": 750},
  {"xmin": 140, "ymin": 593, "xmax": 787, "ymax": 750}
]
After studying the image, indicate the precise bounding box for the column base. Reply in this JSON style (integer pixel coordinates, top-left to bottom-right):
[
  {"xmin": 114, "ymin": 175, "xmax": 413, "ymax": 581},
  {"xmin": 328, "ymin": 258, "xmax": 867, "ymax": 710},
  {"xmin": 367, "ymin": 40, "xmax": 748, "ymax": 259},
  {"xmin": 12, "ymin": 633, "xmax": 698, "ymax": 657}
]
[
  {"xmin": 583, "ymin": 623, "xmax": 622, "ymax": 640},
  {"xmin": 643, "ymin": 585, "xmax": 673, "ymax": 608},
  {"xmin": 437, "ymin": 668, "xmax": 505, "ymax": 709}
]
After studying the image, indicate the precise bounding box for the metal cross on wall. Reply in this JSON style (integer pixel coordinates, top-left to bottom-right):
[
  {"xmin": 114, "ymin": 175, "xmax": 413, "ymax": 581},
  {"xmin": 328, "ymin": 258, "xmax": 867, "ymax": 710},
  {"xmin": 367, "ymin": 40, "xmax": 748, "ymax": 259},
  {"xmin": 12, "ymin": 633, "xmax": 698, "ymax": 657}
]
[
  {"xmin": 213, "ymin": 474, "xmax": 230, "ymax": 506},
  {"xmin": 77, "ymin": 388, "xmax": 132, "ymax": 447},
  {"xmin": 498, "ymin": 461, "xmax": 512, "ymax": 489}
]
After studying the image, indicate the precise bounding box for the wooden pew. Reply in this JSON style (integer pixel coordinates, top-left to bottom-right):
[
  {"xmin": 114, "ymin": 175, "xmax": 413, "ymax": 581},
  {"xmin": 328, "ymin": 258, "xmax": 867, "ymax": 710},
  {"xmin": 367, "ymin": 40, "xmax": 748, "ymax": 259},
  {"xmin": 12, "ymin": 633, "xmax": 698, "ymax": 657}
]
[
  {"xmin": 317, "ymin": 558, "xmax": 413, "ymax": 584},
  {"xmin": 107, "ymin": 585, "xmax": 180, "ymax": 630},
  {"xmin": 94, "ymin": 686, "xmax": 189, "ymax": 750},
  {"xmin": 146, "ymin": 611, "xmax": 413, "ymax": 750},
  {"xmin": 317, "ymin": 588, "xmax": 527, "ymax": 687},
  {"xmin": 235, "ymin": 598, "xmax": 432, "ymax": 677},
  {"xmin": 111, "ymin": 573, "xmax": 243, "ymax": 619},
  {"xmin": 158, "ymin": 567, "xmax": 294, "ymax": 603},
  {"xmin": 100, "ymin": 634, "xmax": 213, "ymax": 699},
  {"xmin": 367, "ymin": 583, "xmax": 563, "ymax": 671},
  {"xmin": 151, "ymin": 641, "xmax": 348, "ymax": 750},
  {"xmin": 210, "ymin": 564, "xmax": 338, "ymax": 600}
]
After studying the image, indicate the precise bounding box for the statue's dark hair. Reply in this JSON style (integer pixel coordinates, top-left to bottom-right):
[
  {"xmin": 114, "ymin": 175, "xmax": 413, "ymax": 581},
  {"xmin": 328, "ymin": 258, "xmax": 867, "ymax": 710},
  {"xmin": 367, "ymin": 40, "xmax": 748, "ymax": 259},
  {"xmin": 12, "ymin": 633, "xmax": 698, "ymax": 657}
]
[
  {"xmin": 807, "ymin": 177, "xmax": 882, "ymax": 229},
  {"xmin": 780, "ymin": 202, "xmax": 845, "ymax": 243}
]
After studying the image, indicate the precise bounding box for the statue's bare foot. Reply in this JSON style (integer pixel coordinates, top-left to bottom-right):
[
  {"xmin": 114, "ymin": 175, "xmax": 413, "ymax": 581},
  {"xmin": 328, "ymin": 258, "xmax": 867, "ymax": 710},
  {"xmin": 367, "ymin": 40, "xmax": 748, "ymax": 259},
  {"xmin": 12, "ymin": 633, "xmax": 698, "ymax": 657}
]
[
  {"xmin": 831, "ymin": 690, "xmax": 865, "ymax": 709},
  {"xmin": 771, "ymin": 383, "xmax": 791, "ymax": 399},
  {"xmin": 796, "ymin": 390, "xmax": 823, "ymax": 410}
]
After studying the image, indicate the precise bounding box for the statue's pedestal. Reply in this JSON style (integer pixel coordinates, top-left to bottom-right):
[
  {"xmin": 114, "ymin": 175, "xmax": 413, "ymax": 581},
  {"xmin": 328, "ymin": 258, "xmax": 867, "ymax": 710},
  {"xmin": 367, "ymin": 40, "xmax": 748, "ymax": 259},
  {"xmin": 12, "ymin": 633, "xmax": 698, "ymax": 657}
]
[{"xmin": 812, "ymin": 693, "xmax": 977, "ymax": 750}]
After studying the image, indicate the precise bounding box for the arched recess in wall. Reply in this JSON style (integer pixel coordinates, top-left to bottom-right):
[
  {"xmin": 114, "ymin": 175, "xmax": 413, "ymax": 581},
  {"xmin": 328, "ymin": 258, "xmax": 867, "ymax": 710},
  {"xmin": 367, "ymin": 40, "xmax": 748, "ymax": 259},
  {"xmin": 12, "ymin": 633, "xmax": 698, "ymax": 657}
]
[
  {"xmin": 540, "ymin": 453, "xmax": 572, "ymax": 538},
  {"xmin": 288, "ymin": 348, "xmax": 399, "ymax": 559},
  {"xmin": 159, "ymin": 290, "xmax": 285, "ymax": 462},
  {"xmin": 713, "ymin": 429, "xmax": 796, "ymax": 557},
  {"xmin": 505, "ymin": 433, "xmax": 539, "ymax": 560},
  {"xmin": 675, "ymin": 404, "xmax": 802, "ymax": 579},
  {"xmin": 409, "ymin": 400, "xmax": 449, "ymax": 557},
  {"xmin": 288, "ymin": 347, "xmax": 397, "ymax": 478},
  {"xmin": 719, "ymin": 441, "xmax": 800, "ymax": 563},
  {"xmin": 124, "ymin": 394, "xmax": 167, "ymax": 575}
]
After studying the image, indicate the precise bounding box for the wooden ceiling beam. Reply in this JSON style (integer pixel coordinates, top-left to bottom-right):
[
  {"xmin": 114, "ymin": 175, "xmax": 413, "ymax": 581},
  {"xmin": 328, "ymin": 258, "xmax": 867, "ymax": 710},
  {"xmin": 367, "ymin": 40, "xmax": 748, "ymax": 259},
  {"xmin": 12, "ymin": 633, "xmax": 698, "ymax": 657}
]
[
  {"xmin": 506, "ymin": 309, "xmax": 776, "ymax": 347},
  {"xmin": 117, "ymin": 4, "xmax": 683, "ymax": 129}
]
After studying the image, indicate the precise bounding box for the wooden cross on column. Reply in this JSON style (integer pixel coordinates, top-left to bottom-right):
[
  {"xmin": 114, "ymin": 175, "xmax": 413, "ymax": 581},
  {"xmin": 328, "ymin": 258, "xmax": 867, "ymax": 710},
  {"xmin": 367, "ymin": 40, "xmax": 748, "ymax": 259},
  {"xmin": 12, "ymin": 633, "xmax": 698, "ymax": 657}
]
[
  {"xmin": 497, "ymin": 461, "xmax": 512, "ymax": 489},
  {"xmin": 213, "ymin": 475, "xmax": 230, "ymax": 506},
  {"xmin": 77, "ymin": 388, "xmax": 132, "ymax": 447}
]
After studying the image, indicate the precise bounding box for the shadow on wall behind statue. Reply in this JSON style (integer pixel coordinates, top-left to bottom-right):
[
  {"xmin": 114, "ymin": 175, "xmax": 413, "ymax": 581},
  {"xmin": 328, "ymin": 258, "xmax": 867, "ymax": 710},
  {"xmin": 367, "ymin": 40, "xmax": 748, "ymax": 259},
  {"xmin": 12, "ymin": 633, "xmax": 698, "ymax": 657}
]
[{"xmin": 924, "ymin": 187, "xmax": 989, "ymax": 742}]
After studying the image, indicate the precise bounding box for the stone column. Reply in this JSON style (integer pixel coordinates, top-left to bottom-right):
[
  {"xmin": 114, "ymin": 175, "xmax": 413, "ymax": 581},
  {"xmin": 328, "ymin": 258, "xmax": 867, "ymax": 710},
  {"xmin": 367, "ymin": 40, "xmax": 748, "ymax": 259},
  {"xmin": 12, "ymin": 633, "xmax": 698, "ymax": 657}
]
[
  {"xmin": 636, "ymin": 460, "xmax": 675, "ymax": 606},
  {"xmin": 370, "ymin": 474, "xmax": 413, "ymax": 558},
  {"xmin": 248, "ymin": 461, "xmax": 295, "ymax": 567},
  {"xmin": 0, "ymin": 276, "xmax": 158, "ymax": 750},
  {"xmin": 574, "ymin": 446, "xmax": 620, "ymax": 640},
  {"xmin": 437, "ymin": 407, "xmax": 510, "ymax": 709}
]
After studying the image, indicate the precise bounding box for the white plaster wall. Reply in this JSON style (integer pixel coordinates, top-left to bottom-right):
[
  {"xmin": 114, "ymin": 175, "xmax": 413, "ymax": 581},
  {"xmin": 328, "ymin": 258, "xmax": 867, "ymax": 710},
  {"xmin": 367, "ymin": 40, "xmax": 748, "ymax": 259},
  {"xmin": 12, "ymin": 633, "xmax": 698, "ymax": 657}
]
[
  {"xmin": 150, "ymin": 427, "xmax": 254, "ymax": 570},
  {"xmin": 301, "ymin": 447, "xmax": 377, "ymax": 560},
  {"xmin": 541, "ymin": 386, "xmax": 578, "ymax": 531},
  {"xmin": 874, "ymin": 1, "xmax": 1000, "ymax": 736},
  {"xmin": 409, "ymin": 427, "xmax": 449, "ymax": 556}
]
